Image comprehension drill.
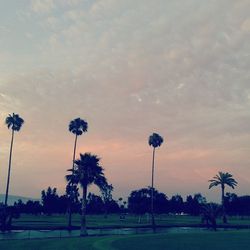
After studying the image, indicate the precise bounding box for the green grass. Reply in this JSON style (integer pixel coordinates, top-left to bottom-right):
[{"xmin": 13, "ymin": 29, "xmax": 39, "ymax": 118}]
[
  {"xmin": 0, "ymin": 237, "xmax": 97, "ymax": 250},
  {"xmin": 111, "ymin": 231, "xmax": 250, "ymax": 250},
  {"xmin": 1, "ymin": 231, "xmax": 250, "ymax": 250},
  {"xmin": 12, "ymin": 214, "xmax": 250, "ymax": 229}
]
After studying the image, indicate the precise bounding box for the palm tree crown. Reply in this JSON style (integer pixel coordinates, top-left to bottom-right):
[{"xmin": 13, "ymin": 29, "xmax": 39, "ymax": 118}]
[
  {"xmin": 69, "ymin": 118, "xmax": 88, "ymax": 135},
  {"xmin": 67, "ymin": 153, "xmax": 107, "ymax": 190},
  {"xmin": 6, "ymin": 113, "xmax": 24, "ymax": 131},
  {"xmin": 209, "ymin": 172, "xmax": 238, "ymax": 190},
  {"xmin": 148, "ymin": 133, "xmax": 164, "ymax": 148}
]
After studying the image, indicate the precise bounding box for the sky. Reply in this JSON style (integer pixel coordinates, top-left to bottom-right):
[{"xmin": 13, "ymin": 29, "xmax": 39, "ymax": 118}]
[{"xmin": 0, "ymin": 0, "xmax": 250, "ymax": 202}]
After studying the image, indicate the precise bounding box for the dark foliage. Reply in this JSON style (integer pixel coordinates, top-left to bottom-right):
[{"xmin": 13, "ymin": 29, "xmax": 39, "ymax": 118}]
[
  {"xmin": 14, "ymin": 200, "xmax": 43, "ymax": 215},
  {"xmin": 225, "ymin": 193, "xmax": 250, "ymax": 216},
  {"xmin": 41, "ymin": 187, "xmax": 70, "ymax": 215},
  {"xmin": 185, "ymin": 193, "xmax": 206, "ymax": 216},
  {"xmin": 201, "ymin": 203, "xmax": 221, "ymax": 231},
  {"xmin": 128, "ymin": 188, "xmax": 169, "ymax": 215},
  {"xmin": 0, "ymin": 204, "xmax": 20, "ymax": 231}
]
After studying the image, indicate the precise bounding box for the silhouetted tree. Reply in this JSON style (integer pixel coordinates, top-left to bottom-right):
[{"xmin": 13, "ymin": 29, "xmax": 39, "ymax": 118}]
[
  {"xmin": 169, "ymin": 194, "xmax": 184, "ymax": 214},
  {"xmin": 128, "ymin": 187, "xmax": 168, "ymax": 223},
  {"xmin": 66, "ymin": 183, "xmax": 80, "ymax": 215},
  {"xmin": 66, "ymin": 153, "xmax": 107, "ymax": 236},
  {"xmin": 0, "ymin": 204, "xmax": 20, "ymax": 231},
  {"xmin": 14, "ymin": 200, "xmax": 42, "ymax": 215},
  {"xmin": 201, "ymin": 203, "xmax": 221, "ymax": 231},
  {"xmin": 224, "ymin": 192, "xmax": 238, "ymax": 215},
  {"xmin": 235, "ymin": 196, "xmax": 250, "ymax": 216},
  {"xmin": 41, "ymin": 187, "xmax": 59, "ymax": 215},
  {"xmin": 68, "ymin": 118, "xmax": 88, "ymax": 228},
  {"xmin": 154, "ymin": 192, "xmax": 169, "ymax": 214},
  {"xmin": 101, "ymin": 184, "xmax": 113, "ymax": 218},
  {"xmin": 26, "ymin": 200, "xmax": 42, "ymax": 214},
  {"xmin": 128, "ymin": 188, "xmax": 150, "ymax": 218},
  {"xmin": 106, "ymin": 200, "xmax": 120, "ymax": 213},
  {"xmin": 185, "ymin": 193, "xmax": 206, "ymax": 215},
  {"xmin": 4, "ymin": 113, "xmax": 24, "ymax": 206},
  {"xmin": 148, "ymin": 132, "xmax": 163, "ymax": 230},
  {"xmin": 87, "ymin": 193, "xmax": 104, "ymax": 214},
  {"xmin": 209, "ymin": 172, "xmax": 237, "ymax": 223},
  {"xmin": 225, "ymin": 193, "xmax": 250, "ymax": 216}
]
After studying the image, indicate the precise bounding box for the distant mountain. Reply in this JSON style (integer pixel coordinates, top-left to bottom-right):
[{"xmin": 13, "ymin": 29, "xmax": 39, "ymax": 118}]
[{"xmin": 0, "ymin": 194, "xmax": 40, "ymax": 205}]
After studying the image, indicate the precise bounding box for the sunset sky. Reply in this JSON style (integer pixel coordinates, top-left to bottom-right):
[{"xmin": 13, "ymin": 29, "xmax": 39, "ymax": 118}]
[{"xmin": 0, "ymin": 0, "xmax": 250, "ymax": 202}]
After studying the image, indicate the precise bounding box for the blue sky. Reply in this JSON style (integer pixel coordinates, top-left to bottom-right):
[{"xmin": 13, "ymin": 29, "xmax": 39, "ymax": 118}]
[{"xmin": 0, "ymin": 0, "xmax": 250, "ymax": 202}]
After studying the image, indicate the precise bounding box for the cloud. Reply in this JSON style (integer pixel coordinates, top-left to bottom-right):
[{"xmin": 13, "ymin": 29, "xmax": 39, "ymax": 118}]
[
  {"xmin": 0, "ymin": 0, "xmax": 250, "ymax": 200},
  {"xmin": 30, "ymin": 0, "xmax": 55, "ymax": 13}
]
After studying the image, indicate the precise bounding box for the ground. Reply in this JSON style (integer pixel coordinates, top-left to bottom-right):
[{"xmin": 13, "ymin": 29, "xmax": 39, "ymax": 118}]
[
  {"xmin": 1, "ymin": 231, "xmax": 250, "ymax": 250},
  {"xmin": 1, "ymin": 214, "xmax": 250, "ymax": 249}
]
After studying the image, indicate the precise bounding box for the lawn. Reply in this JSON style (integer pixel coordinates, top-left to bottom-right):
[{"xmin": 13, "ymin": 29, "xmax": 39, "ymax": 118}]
[
  {"xmin": 1, "ymin": 231, "xmax": 250, "ymax": 250},
  {"xmin": 11, "ymin": 214, "xmax": 250, "ymax": 229}
]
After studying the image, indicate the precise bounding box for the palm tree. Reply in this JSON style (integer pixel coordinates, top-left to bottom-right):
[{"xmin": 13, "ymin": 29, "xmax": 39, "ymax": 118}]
[
  {"xmin": 148, "ymin": 132, "xmax": 163, "ymax": 230},
  {"xmin": 209, "ymin": 172, "xmax": 237, "ymax": 223},
  {"xmin": 4, "ymin": 113, "xmax": 24, "ymax": 206},
  {"xmin": 68, "ymin": 118, "xmax": 88, "ymax": 228},
  {"xmin": 66, "ymin": 153, "xmax": 107, "ymax": 236}
]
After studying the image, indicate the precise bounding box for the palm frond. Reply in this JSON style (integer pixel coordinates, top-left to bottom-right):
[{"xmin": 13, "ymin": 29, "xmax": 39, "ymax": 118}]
[
  {"xmin": 208, "ymin": 181, "xmax": 220, "ymax": 189},
  {"xmin": 70, "ymin": 152, "xmax": 107, "ymax": 192},
  {"xmin": 208, "ymin": 171, "xmax": 237, "ymax": 190}
]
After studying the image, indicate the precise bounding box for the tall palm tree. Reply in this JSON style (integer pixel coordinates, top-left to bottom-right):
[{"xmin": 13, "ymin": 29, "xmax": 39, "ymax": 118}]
[
  {"xmin": 66, "ymin": 153, "xmax": 107, "ymax": 236},
  {"xmin": 209, "ymin": 172, "xmax": 237, "ymax": 223},
  {"xmin": 5, "ymin": 113, "xmax": 24, "ymax": 206},
  {"xmin": 68, "ymin": 118, "xmax": 88, "ymax": 228},
  {"xmin": 148, "ymin": 132, "xmax": 163, "ymax": 230}
]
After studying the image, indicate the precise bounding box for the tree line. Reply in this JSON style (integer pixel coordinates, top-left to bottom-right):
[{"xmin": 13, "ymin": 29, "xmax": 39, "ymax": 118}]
[{"xmin": 10, "ymin": 186, "xmax": 250, "ymax": 217}]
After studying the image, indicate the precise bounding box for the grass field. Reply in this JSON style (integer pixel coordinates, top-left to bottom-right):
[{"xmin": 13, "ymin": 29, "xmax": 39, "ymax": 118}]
[
  {"xmin": 11, "ymin": 214, "xmax": 250, "ymax": 229},
  {"xmin": 1, "ymin": 230, "xmax": 250, "ymax": 250}
]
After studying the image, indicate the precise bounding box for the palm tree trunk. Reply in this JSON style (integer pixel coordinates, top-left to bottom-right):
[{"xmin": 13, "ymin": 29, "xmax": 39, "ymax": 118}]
[
  {"xmin": 221, "ymin": 185, "xmax": 227, "ymax": 223},
  {"xmin": 80, "ymin": 186, "xmax": 88, "ymax": 236},
  {"xmin": 72, "ymin": 134, "xmax": 78, "ymax": 171},
  {"xmin": 68, "ymin": 134, "xmax": 78, "ymax": 229},
  {"xmin": 4, "ymin": 129, "xmax": 15, "ymax": 206},
  {"xmin": 151, "ymin": 147, "xmax": 156, "ymax": 231}
]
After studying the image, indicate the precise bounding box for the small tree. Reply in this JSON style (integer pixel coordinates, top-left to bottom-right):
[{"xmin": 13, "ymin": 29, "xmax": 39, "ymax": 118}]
[
  {"xmin": 41, "ymin": 187, "xmax": 59, "ymax": 215},
  {"xmin": 101, "ymin": 184, "xmax": 113, "ymax": 218},
  {"xmin": 209, "ymin": 172, "xmax": 237, "ymax": 223},
  {"xmin": 201, "ymin": 203, "xmax": 221, "ymax": 231}
]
